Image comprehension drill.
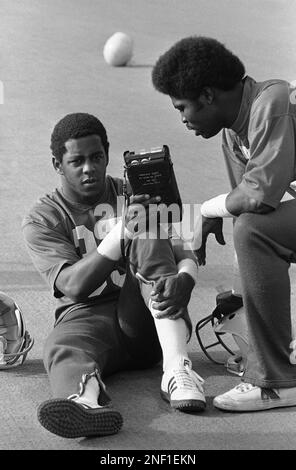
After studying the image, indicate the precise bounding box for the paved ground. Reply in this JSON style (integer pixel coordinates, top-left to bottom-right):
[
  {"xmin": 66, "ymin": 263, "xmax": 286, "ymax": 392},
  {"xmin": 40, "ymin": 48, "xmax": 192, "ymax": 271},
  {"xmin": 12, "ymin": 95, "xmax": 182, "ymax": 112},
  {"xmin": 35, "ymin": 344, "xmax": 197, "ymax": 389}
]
[{"xmin": 1, "ymin": 0, "xmax": 296, "ymax": 452}]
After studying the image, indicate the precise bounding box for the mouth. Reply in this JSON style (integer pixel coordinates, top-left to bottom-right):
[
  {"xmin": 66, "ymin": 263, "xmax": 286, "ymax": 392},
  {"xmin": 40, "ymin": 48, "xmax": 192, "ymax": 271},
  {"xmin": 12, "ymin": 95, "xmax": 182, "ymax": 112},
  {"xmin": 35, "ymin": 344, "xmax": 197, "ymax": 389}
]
[
  {"xmin": 194, "ymin": 130, "xmax": 201, "ymax": 136},
  {"xmin": 186, "ymin": 124, "xmax": 202, "ymax": 136},
  {"xmin": 82, "ymin": 178, "xmax": 98, "ymax": 186}
]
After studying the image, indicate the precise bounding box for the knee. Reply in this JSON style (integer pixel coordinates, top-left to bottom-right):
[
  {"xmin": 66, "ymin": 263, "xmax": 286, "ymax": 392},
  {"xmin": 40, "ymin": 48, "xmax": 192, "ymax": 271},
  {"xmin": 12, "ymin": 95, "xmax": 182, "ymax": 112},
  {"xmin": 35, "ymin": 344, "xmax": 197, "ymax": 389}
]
[{"xmin": 233, "ymin": 213, "xmax": 259, "ymax": 252}]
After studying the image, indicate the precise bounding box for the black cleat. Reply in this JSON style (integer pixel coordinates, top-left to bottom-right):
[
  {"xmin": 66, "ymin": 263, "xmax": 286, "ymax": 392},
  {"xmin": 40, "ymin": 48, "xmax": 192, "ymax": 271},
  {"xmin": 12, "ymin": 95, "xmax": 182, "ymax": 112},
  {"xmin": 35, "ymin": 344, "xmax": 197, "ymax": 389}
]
[{"xmin": 37, "ymin": 398, "xmax": 123, "ymax": 439}]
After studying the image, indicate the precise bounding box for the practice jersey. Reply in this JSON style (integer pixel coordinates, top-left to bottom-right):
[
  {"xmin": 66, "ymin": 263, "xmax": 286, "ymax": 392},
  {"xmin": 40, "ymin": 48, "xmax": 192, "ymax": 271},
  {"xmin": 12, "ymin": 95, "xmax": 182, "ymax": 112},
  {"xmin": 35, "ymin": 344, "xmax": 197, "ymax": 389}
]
[
  {"xmin": 222, "ymin": 76, "xmax": 296, "ymax": 208},
  {"xmin": 22, "ymin": 175, "xmax": 126, "ymax": 321}
]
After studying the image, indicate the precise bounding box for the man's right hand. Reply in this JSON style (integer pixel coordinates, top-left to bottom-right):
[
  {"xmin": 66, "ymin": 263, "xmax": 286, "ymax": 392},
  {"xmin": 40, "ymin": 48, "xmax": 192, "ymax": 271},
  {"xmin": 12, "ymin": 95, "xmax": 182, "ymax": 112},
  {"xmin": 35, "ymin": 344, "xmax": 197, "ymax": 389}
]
[
  {"xmin": 150, "ymin": 272, "xmax": 195, "ymax": 319},
  {"xmin": 125, "ymin": 194, "xmax": 161, "ymax": 235},
  {"xmin": 194, "ymin": 216, "xmax": 226, "ymax": 266}
]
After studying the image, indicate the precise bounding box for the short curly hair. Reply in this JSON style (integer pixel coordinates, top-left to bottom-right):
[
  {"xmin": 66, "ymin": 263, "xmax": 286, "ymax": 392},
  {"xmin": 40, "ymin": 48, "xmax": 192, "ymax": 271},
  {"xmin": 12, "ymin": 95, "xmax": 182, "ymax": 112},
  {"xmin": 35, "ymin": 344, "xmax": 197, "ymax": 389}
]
[
  {"xmin": 152, "ymin": 36, "xmax": 245, "ymax": 99},
  {"xmin": 50, "ymin": 112, "xmax": 109, "ymax": 162}
]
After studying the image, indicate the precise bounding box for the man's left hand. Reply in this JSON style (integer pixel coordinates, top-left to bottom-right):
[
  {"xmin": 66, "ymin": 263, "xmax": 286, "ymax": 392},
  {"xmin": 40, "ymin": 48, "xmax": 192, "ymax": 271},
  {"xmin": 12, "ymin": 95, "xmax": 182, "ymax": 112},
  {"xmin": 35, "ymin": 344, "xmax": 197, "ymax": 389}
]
[
  {"xmin": 194, "ymin": 216, "xmax": 225, "ymax": 266},
  {"xmin": 150, "ymin": 273, "xmax": 195, "ymax": 319}
]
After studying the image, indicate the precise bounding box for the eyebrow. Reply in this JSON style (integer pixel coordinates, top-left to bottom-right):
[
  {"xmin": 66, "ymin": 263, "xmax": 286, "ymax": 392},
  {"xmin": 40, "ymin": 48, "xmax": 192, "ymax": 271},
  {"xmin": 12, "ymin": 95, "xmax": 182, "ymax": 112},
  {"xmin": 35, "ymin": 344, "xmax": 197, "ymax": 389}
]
[{"xmin": 69, "ymin": 150, "xmax": 104, "ymax": 158}]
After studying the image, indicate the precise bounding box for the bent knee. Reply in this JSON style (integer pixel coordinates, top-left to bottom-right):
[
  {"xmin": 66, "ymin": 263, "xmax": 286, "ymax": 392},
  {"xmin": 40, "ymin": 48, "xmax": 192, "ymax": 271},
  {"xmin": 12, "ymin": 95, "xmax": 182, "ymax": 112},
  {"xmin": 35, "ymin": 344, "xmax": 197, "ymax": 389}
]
[
  {"xmin": 233, "ymin": 212, "xmax": 263, "ymax": 239},
  {"xmin": 233, "ymin": 212, "xmax": 264, "ymax": 252}
]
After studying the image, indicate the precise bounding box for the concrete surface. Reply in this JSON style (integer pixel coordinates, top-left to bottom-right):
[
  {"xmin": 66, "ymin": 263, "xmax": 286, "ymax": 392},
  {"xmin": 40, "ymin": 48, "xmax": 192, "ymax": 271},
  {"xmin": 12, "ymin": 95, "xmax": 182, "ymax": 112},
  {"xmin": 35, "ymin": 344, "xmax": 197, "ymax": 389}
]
[{"xmin": 1, "ymin": 0, "xmax": 296, "ymax": 453}]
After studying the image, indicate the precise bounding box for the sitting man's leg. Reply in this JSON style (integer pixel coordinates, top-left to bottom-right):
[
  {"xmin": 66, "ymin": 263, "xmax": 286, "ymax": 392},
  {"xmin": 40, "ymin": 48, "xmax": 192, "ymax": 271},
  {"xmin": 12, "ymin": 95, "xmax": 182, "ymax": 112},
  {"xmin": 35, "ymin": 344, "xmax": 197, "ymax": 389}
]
[
  {"xmin": 124, "ymin": 226, "xmax": 206, "ymax": 412},
  {"xmin": 214, "ymin": 199, "xmax": 296, "ymax": 411},
  {"xmin": 38, "ymin": 266, "xmax": 173, "ymax": 439},
  {"xmin": 38, "ymin": 296, "xmax": 133, "ymax": 438}
]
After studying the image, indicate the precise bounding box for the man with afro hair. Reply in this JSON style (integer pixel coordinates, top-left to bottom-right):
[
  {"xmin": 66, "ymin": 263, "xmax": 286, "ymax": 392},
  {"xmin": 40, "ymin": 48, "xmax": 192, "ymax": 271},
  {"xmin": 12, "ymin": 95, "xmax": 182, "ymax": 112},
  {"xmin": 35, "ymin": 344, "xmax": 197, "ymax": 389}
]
[
  {"xmin": 22, "ymin": 112, "xmax": 204, "ymax": 439},
  {"xmin": 152, "ymin": 36, "xmax": 296, "ymax": 412}
]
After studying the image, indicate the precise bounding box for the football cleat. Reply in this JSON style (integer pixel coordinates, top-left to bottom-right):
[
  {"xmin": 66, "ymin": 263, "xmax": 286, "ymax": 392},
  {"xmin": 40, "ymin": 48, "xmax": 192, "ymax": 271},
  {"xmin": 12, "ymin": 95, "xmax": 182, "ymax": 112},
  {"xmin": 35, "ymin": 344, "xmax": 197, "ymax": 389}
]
[
  {"xmin": 0, "ymin": 291, "xmax": 34, "ymax": 369},
  {"xmin": 37, "ymin": 369, "xmax": 123, "ymax": 438},
  {"xmin": 37, "ymin": 399, "xmax": 123, "ymax": 438}
]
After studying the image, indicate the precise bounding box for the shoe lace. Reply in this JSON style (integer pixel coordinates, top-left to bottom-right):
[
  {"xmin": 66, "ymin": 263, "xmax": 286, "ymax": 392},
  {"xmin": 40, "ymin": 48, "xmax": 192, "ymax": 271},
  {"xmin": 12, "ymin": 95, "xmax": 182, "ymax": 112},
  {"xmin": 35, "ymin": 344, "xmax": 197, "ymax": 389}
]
[
  {"xmin": 235, "ymin": 383, "xmax": 257, "ymax": 393},
  {"xmin": 67, "ymin": 393, "xmax": 79, "ymax": 400},
  {"xmin": 67, "ymin": 369, "xmax": 111, "ymax": 407},
  {"xmin": 66, "ymin": 394, "xmax": 100, "ymax": 409},
  {"xmin": 173, "ymin": 365, "xmax": 204, "ymax": 393}
]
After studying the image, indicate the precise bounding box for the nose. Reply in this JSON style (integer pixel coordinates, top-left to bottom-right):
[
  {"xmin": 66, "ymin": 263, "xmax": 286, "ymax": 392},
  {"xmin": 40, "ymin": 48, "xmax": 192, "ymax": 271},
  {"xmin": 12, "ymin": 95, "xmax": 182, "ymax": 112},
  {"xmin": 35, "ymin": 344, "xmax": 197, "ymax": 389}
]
[
  {"xmin": 182, "ymin": 115, "xmax": 188, "ymax": 124},
  {"xmin": 82, "ymin": 159, "xmax": 95, "ymax": 174}
]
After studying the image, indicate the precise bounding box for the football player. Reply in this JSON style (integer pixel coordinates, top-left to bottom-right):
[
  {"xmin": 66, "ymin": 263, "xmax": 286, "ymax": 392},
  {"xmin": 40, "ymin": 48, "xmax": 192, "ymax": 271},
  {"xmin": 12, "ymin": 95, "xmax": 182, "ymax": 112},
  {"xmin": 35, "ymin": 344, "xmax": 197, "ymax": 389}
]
[
  {"xmin": 152, "ymin": 36, "xmax": 296, "ymax": 412},
  {"xmin": 22, "ymin": 112, "xmax": 204, "ymax": 439}
]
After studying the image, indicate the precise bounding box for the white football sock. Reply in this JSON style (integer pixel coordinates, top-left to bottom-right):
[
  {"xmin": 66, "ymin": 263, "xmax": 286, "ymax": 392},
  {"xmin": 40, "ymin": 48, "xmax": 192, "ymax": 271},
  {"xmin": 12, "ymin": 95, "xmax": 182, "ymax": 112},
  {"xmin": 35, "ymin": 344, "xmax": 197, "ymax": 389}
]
[
  {"xmin": 72, "ymin": 376, "xmax": 100, "ymax": 408},
  {"xmin": 139, "ymin": 275, "xmax": 191, "ymax": 372},
  {"xmin": 148, "ymin": 298, "xmax": 189, "ymax": 371}
]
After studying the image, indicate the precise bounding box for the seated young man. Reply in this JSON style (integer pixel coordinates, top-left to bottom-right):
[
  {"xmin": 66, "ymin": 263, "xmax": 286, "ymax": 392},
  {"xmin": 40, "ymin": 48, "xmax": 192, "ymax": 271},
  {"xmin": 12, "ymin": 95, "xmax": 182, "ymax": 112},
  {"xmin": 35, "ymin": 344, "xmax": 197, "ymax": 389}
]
[{"xmin": 22, "ymin": 112, "xmax": 205, "ymax": 439}]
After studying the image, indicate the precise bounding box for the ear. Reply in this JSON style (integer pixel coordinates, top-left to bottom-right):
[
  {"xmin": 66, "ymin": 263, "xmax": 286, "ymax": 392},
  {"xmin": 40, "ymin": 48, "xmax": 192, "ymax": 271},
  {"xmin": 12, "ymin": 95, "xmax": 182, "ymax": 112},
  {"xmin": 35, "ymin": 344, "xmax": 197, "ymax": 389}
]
[
  {"xmin": 201, "ymin": 87, "xmax": 215, "ymax": 104},
  {"xmin": 105, "ymin": 142, "xmax": 110, "ymax": 166},
  {"xmin": 52, "ymin": 157, "xmax": 64, "ymax": 175}
]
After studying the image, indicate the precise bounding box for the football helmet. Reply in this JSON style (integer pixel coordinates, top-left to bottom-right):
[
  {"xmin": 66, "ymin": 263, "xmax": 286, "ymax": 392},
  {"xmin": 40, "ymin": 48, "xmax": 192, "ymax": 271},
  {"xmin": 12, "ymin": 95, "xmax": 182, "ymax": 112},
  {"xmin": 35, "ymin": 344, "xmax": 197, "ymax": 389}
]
[
  {"xmin": 0, "ymin": 292, "xmax": 34, "ymax": 369},
  {"xmin": 195, "ymin": 290, "xmax": 248, "ymax": 376}
]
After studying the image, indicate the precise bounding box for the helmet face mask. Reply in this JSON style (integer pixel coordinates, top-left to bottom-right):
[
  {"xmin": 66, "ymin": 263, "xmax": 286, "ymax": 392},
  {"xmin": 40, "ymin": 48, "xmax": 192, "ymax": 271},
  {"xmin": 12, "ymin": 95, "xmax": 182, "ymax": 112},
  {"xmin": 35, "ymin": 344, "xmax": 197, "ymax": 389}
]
[
  {"xmin": 0, "ymin": 293, "xmax": 34, "ymax": 369},
  {"xmin": 195, "ymin": 291, "xmax": 248, "ymax": 375}
]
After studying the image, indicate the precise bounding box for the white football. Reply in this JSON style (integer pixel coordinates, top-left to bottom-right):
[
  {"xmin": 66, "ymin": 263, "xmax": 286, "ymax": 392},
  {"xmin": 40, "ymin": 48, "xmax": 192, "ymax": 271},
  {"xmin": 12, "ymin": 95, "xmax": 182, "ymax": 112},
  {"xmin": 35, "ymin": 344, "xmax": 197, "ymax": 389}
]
[{"xmin": 103, "ymin": 32, "xmax": 133, "ymax": 66}]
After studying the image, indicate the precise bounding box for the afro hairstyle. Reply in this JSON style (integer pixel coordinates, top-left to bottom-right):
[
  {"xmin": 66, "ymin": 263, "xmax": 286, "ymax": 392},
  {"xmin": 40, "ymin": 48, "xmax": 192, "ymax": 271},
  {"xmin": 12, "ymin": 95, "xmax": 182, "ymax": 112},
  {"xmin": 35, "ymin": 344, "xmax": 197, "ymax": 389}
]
[
  {"xmin": 152, "ymin": 36, "xmax": 245, "ymax": 99},
  {"xmin": 50, "ymin": 112, "xmax": 109, "ymax": 163}
]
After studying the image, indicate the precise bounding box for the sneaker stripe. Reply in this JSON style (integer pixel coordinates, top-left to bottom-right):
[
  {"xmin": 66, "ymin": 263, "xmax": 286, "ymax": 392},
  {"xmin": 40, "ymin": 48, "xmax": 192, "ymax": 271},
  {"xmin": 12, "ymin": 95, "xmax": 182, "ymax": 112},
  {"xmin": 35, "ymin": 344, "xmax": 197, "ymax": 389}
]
[
  {"xmin": 169, "ymin": 384, "xmax": 178, "ymax": 395},
  {"xmin": 261, "ymin": 388, "xmax": 280, "ymax": 400},
  {"xmin": 168, "ymin": 376, "xmax": 176, "ymax": 392},
  {"xmin": 168, "ymin": 372, "xmax": 202, "ymax": 394},
  {"xmin": 168, "ymin": 380, "xmax": 177, "ymax": 394}
]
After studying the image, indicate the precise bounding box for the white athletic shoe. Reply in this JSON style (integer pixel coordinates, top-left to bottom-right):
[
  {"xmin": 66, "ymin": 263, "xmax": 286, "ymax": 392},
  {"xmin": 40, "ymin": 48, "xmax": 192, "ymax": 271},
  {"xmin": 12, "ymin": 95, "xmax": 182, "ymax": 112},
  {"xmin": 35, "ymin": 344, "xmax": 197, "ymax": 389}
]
[
  {"xmin": 161, "ymin": 358, "xmax": 206, "ymax": 412},
  {"xmin": 214, "ymin": 382, "xmax": 296, "ymax": 412}
]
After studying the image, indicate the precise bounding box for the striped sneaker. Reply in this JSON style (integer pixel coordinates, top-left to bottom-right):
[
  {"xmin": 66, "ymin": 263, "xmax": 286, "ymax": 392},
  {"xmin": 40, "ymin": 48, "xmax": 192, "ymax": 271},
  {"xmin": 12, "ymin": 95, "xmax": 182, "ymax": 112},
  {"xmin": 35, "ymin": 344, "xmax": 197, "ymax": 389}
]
[
  {"xmin": 213, "ymin": 382, "xmax": 296, "ymax": 411},
  {"xmin": 161, "ymin": 358, "xmax": 206, "ymax": 412}
]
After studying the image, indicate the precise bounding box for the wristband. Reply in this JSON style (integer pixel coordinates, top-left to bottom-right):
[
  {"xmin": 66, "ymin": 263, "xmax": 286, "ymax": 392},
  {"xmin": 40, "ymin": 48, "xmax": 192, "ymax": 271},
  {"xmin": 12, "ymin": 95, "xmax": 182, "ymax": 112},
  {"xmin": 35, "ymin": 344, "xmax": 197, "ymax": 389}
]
[
  {"xmin": 200, "ymin": 193, "xmax": 233, "ymax": 218},
  {"xmin": 97, "ymin": 220, "xmax": 126, "ymax": 261},
  {"xmin": 177, "ymin": 258, "xmax": 198, "ymax": 285}
]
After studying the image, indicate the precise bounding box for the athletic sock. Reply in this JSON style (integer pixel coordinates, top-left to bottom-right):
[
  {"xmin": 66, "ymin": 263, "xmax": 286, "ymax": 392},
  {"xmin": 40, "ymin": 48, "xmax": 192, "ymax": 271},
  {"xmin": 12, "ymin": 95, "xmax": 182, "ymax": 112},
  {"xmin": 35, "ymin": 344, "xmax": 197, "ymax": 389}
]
[
  {"xmin": 149, "ymin": 299, "xmax": 189, "ymax": 371},
  {"xmin": 139, "ymin": 274, "xmax": 190, "ymax": 372},
  {"xmin": 71, "ymin": 376, "xmax": 100, "ymax": 408}
]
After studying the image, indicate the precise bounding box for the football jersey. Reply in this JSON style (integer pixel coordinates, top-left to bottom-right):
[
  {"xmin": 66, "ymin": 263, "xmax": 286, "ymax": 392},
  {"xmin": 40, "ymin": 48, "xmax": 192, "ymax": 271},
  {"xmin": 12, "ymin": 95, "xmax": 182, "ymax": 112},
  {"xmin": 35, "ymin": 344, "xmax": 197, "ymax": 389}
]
[
  {"xmin": 22, "ymin": 175, "xmax": 127, "ymax": 321},
  {"xmin": 222, "ymin": 76, "xmax": 296, "ymax": 208}
]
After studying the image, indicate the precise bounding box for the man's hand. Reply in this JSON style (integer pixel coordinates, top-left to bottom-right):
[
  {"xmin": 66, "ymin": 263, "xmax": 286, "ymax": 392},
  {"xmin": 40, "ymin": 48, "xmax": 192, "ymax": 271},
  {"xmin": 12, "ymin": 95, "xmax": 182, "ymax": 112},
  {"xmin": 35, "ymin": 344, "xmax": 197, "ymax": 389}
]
[
  {"xmin": 194, "ymin": 216, "xmax": 225, "ymax": 266},
  {"xmin": 125, "ymin": 194, "xmax": 160, "ymax": 235},
  {"xmin": 150, "ymin": 272, "xmax": 195, "ymax": 319}
]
